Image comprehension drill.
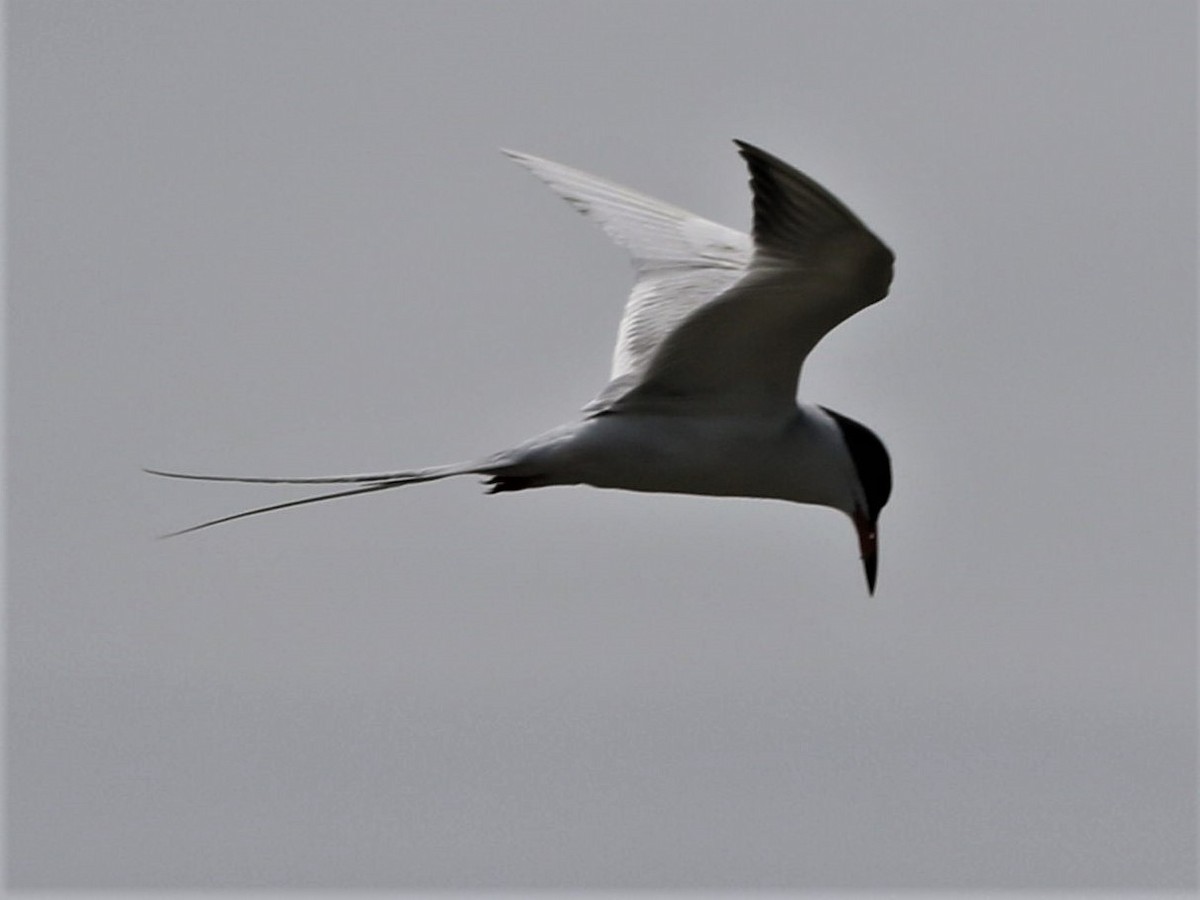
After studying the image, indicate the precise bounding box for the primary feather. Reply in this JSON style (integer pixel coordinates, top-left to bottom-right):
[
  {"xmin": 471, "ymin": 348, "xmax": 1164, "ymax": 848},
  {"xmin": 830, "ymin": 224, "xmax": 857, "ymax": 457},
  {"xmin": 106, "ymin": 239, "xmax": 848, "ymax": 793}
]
[{"xmin": 501, "ymin": 149, "xmax": 751, "ymax": 386}]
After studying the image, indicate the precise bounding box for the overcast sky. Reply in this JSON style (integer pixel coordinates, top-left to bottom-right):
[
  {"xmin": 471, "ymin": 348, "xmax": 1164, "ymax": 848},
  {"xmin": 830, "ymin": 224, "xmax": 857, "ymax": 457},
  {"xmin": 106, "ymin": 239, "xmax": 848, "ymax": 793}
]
[{"xmin": 8, "ymin": 0, "xmax": 1197, "ymax": 893}]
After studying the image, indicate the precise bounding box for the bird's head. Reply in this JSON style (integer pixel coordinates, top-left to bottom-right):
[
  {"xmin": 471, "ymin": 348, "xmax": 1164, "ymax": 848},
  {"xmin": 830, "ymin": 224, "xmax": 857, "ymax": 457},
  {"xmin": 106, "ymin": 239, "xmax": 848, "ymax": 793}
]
[{"xmin": 819, "ymin": 406, "xmax": 892, "ymax": 595}]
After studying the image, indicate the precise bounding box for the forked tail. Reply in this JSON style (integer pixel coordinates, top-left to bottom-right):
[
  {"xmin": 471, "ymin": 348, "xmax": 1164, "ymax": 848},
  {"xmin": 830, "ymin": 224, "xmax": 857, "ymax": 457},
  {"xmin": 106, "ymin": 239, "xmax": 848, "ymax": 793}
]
[{"xmin": 145, "ymin": 461, "xmax": 490, "ymax": 537}]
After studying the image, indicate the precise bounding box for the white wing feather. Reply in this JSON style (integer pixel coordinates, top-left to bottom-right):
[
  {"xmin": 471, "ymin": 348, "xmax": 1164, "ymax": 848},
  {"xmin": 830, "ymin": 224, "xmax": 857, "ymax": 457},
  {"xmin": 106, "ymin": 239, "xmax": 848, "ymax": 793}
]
[{"xmin": 501, "ymin": 150, "xmax": 751, "ymax": 382}]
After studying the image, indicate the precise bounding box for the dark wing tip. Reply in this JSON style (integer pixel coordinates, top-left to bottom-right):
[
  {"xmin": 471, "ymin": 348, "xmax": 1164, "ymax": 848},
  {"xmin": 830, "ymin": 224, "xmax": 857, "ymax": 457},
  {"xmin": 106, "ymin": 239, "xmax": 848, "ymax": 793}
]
[
  {"xmin": 732, "ymin": 138, "xmax": 781, "ymax": 166},
  {"xmin": 731, "ymin": 140, "xmax": 892, "ymax": 268}
]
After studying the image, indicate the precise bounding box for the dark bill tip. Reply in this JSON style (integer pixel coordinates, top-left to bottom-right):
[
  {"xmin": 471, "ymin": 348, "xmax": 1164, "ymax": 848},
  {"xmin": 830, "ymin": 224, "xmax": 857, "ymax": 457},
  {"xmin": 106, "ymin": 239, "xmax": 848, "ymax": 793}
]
[
  {"xmin": 853, "ymin": 508, "xmax": 879, "ymax": 596},
  {"xmin": 862, "ymin": 547, "xmax": 878, "ymax": 596}
]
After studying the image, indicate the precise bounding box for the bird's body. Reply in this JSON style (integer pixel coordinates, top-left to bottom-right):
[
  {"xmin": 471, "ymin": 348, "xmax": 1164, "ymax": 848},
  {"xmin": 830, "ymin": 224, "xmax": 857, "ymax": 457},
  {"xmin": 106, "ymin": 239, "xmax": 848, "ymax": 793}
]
[
  {"xmin": 485, "ymin": 406, "xmax": 854, "ymax": 511},
  {"xmin": 150, "ymin": 141, "xmax": 897, "ymax": 592}
]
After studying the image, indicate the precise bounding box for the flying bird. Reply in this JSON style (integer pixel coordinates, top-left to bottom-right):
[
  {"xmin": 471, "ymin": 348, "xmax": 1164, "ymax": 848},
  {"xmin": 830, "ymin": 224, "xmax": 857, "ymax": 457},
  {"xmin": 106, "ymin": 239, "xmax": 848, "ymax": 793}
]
[{"xmin": 149, "ymin": 141, "xmax": 895, "ymax": 592}]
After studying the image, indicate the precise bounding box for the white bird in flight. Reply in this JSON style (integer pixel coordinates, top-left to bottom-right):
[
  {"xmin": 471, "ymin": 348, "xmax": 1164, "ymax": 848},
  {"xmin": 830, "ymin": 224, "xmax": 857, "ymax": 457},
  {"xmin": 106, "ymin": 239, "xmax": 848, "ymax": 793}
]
[{"xmin": 149, "ymin": 141, "xmax": 895, "ymax": 592}]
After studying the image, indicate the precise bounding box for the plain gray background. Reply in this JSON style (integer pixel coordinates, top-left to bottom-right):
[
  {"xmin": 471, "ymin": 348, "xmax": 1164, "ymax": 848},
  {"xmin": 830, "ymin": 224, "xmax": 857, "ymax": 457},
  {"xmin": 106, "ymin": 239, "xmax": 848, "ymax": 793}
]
[{"xmin": 7, "ymin": 0, "xmax": 1197, "ymax": 891}]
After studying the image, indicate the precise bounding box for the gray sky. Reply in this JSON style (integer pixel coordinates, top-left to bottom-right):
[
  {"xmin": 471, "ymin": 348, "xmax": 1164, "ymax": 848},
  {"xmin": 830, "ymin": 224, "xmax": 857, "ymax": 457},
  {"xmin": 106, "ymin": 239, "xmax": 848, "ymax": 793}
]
[{"xmin": 8, "ymin": 0, "xmax": 1197, "ymax": 891}]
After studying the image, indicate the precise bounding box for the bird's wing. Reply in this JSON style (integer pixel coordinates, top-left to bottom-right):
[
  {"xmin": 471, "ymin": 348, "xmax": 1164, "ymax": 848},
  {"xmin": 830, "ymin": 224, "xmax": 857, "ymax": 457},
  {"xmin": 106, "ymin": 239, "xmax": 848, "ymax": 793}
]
[
  {"xmin": 502, "ymin": 150, "xmax": 752, "ymax": 389},
  {"xmin": 607, "ymin": 140, "xmax": 895, "ymax": 415}
]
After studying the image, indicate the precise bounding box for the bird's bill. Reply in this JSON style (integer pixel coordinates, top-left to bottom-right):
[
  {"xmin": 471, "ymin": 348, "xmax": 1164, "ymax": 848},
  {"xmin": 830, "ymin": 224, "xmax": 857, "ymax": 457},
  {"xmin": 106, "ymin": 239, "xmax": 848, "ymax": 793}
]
[{"xmin": 853, "ymin": 508, "xmax": 879, "ymax": 595}]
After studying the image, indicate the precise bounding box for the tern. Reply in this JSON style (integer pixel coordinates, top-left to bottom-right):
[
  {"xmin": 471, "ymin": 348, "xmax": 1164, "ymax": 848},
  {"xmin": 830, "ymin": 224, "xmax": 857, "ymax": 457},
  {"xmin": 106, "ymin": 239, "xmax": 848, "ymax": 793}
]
[{"xmin": 149, "ymin": 141, "xmax": 895, "ymax": 592}]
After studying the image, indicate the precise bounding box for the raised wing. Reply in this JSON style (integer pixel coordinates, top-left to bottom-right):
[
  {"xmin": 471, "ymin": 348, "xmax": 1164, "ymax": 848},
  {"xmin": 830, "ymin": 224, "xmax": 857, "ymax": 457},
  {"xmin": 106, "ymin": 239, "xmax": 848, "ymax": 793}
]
[
  {"xmin": 502, "ymin": 150, "xmax": 752, "ymax": 387},
  {"xmin": 611, "ymin": 140, "xmax": 895, "ymax": 414}
]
